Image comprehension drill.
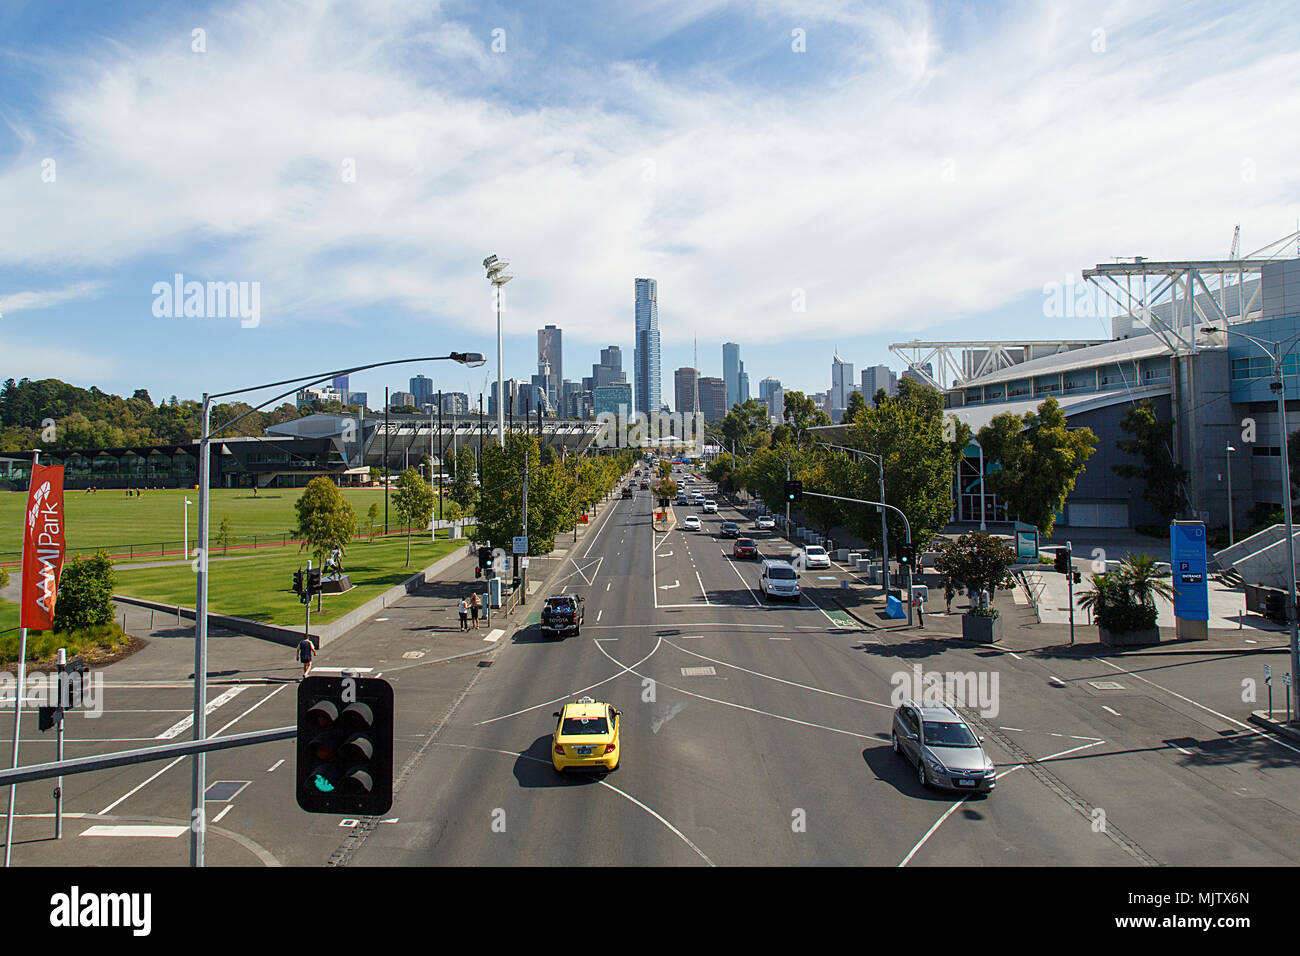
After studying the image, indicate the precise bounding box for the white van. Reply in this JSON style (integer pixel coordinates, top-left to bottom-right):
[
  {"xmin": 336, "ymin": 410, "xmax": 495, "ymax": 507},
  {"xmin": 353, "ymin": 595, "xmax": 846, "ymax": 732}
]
[{"xmin": 759, "ymin": 559, "xmax": 800, "ymax": 602}]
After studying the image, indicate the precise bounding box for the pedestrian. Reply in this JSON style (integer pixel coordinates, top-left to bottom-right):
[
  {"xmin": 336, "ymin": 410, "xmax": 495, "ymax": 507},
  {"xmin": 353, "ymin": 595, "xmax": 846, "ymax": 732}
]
[
  {"xmin": 469, "ymin": 592, "xmax": 481, "ymax": 629},
  {"xmin": 944, "ymin": 579, "xmax": 955, "ymax": 614},
  {"xmin": 458, "ymin": 597, "xmax": 469, "ymax": 632},
  {"xmin": 297, "ymin": 636, "xmax": 316, "ymax": 679},
  {"xmin": 914, "ymin": 594, "xmax": 925, "ymax": 628}
]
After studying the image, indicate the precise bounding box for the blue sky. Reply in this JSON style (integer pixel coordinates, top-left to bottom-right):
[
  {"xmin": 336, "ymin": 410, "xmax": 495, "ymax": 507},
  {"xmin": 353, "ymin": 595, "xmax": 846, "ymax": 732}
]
[{"xmin": 0, "ymin": 0, "xmax": 1298, "ymax": 408}]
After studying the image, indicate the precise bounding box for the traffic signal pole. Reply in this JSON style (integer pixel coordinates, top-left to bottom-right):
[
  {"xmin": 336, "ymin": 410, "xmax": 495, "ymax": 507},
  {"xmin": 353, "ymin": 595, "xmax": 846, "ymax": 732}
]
[{"xmin": 802, "ymin": 491, "xmax": 914, "ymax": 627}]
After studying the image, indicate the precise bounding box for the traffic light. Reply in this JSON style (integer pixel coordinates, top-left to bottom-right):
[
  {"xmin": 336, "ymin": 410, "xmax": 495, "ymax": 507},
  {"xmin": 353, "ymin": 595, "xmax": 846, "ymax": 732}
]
[
  {"xmin": 1053, "ymin": 549, "xmax": 1070, "ymax": 574},
  {"xmin": 293, "ymin": 569, "xmax": 305, "ymax": 599},
  {"xmin": 296, "ymin": 675, "xmax": 393, "ymax": 815},
  {"xmin": 307, "ymin": 567, "xmax": 322, "ymax": 594},
  {"xmin": 783, "ymin": 480, "xmax": 803, "ymax": 503},
  {"xmin": 898, "ymin": 543, "xmax": 916, "ymax": 569}
]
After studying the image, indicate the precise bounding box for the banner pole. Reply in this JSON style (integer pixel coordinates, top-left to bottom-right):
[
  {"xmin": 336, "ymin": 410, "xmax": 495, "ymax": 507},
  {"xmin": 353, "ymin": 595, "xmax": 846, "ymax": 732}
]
[{"xmin": 4, "ymin": 449, "xmax": 37, "ymax": 867}]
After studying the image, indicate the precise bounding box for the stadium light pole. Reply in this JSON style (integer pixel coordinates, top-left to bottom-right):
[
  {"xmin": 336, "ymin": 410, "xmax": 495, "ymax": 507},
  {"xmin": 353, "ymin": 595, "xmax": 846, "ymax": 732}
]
[
  {"xmin": 188, "ymin": 352, "xmax": 484, "ymax": 867},
  {"xmin": 1206, "ymin": 325, "xmax": 1300, "ymax": 722},
  {"xmin": 484, "ymin": 255, "xmax": 514, "ymax": 447}
]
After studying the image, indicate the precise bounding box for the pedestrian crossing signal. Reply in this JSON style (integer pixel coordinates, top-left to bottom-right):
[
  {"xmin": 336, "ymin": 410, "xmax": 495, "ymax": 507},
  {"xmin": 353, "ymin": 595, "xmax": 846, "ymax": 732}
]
[
  {"xmin": 784, "ymin": 480, "xmax": 803, "ymax": 502},
  {"xmin": 296, "ymin": 676, "xmax": 393, "ymax": 816}
]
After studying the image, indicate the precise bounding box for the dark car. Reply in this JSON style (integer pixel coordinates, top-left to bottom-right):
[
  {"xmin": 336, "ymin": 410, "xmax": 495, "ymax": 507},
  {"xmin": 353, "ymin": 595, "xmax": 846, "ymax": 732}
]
[
  {"xmin": 621, "ymin": 486, "xmax": 633, "ymax": 499},
  {"xmin": 719, "ymin": 521, "xmax": 740, "ymax": 538},
  {"xmin": 733, "ymin": 537, "xmax": 759, "ymax": 559},
  {"xmin": 640, "ymin": 480, "xmax": 649, "ymax": 489},
  {"xmin": 541, "ymin": 594, "xmax": 586, "ymax": 638}
]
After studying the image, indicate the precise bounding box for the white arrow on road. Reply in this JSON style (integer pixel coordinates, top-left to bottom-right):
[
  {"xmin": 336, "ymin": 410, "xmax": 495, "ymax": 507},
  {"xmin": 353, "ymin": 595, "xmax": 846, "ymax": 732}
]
[
  {"xmin": 656, "ymin": 551, "xmax": 673, "ymax": 558},
  {"xmin": 659, "ymin": 580, "xmax": 680, "ymax": 590}
]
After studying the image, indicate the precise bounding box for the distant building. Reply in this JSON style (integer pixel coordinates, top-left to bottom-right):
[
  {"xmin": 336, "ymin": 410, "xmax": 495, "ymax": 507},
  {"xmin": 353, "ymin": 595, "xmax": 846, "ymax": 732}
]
[
  {"xmin": 674, "ymin": 367, "xmax": 699, "ymax": 414},
  {"xmin": 439, "ymin": 392, "xmax": 469, "ymax": 416},
  {"xmin": 831, "ymin": 353, "xmax": 854, "ymax": 420},
  {"xmin": 489, "ymin": 378, "xmax": 524, "ymax": 419},
  {"xmin": 723, "ymin": 343, "xmax": 742, "ymax": 410},
  {"xmin": 594, "ymin": 382, "xmax": 633, "ymax": 419},
  {"xmin": 861, "ymin": 364, "xmax": 897, "ymax": 402},
  {"xmin": 758, "ymin": 377, "xmax": 783, "ymax": 422},
  {"xmin": 537, "ymin": 325, "xmax": 562, "ymax": 408},
  {"xmin": 409, "ymin": 375, "xmax": 435, "ymax": 409},
  {"xmin": 901, "ymin": 362, "xmax": 934, "ymax": 386},
  {"xmin": 634, "ymin": 279, "xmax": 661, "ymax": 415},
  {"xmin": 698, "ymin": 376, "xmax": 727, "ymax": 423},
  {"xmin": 296, "ymin": 385, "xmax": 366, "ymax": 410},
  {"xmin": 389, "ymin": 391, "xmax": 417, "ymax": 410}
]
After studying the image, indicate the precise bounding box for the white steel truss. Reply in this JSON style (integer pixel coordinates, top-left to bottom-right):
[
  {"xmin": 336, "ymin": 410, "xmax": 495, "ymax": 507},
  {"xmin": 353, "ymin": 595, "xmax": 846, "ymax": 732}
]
[{"xmin": 887, "ymin": 340, "xmax": 1102, "ymax": 390}]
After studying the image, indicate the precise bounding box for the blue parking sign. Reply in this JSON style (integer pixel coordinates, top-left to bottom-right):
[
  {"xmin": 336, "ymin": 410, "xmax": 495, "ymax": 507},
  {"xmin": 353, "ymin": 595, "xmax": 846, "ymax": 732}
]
[{"xmin": 1170, "ymin": 521, "xmax": 1208, "ymax": 621}]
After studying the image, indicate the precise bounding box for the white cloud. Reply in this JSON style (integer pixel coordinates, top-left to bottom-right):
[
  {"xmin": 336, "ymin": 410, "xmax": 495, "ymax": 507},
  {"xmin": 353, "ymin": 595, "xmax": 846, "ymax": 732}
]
[
  {"xmin": 0, "ymin": 0, "xmax": 1297, "ymax": 355},
  {"xmin": 0, "ymin": 281, "xmax": 104, "ymax": 313}
]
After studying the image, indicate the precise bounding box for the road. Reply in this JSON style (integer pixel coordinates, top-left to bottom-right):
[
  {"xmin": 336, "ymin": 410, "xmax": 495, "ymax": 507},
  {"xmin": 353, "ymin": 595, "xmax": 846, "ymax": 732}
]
[{"xmin": 339, "ymin": 472, "xmax": 1300, "ymax": 867}]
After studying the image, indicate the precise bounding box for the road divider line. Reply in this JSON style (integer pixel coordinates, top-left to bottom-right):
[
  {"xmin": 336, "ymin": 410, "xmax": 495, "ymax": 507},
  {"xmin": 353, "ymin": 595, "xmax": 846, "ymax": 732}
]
[{"xmin": 154, "ymin": 685, "xmax": 248, "ymax": 740}]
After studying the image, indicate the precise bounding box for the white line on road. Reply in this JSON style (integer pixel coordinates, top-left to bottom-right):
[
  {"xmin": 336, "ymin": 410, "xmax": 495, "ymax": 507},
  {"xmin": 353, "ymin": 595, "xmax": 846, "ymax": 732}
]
[
  {"xmin": 154, "ymin": 685, "xmax": 248, "ymax": 740},
  {"xmin": 483, "ymin": 629, "xmax": 504, "ymax": 643},
  {"xmin": 1102, "ymin": 705, "xmax": 1121, "ymax": 716},
  {"xmin": 267, "ymin": 759, "xmax": 284, "ymax": 772},
  {"xmin": 212, "ymin": 805, "xmax": 233, "ymax": 824},
  {"xmin": 596, "ymin": 610, "xmax": 603, "ymax": 622},
  {"xmin": 695, "ymin": 571, "xmax": 710, "ymax": 605},
  {"xmin": 80, "ymin": 825, "xmax": 188, "ymax": 838}
]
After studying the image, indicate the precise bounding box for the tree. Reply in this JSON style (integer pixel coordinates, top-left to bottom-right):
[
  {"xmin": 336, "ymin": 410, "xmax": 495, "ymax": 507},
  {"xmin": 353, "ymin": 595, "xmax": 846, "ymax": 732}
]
[
  {"xmin": 0, "ymin": 564, "xmax": 8, "ymax": 589},
  {"xmin": 393, "ymin": 467, "xmax": 436, "ymax": 566},
  {"xmin": 720, "ymin": 399, "xmax": 772, "ymax": 455},
  {"xmin": 780, "ymin": 390, "xmax": 831, "ymax": 446},
  {"xmin": 653, "ymin": 477, "xmax": 678, "ymax": 502},
  {"xmin": 216, "ymin": 516, "xmax": 233, "ymax": 555},
  {"xmin": 1113, "ymin": 400, "xmax": 1188, "ymax": 521},
  {"xmin": 978, "ymin": 396, "xmax": 1097, "ymax": 537},
  {"xmin": 475, "ymin": 433, "xmax": 541, "ymax": 554},
  {"xmin": 366, "ymin": 502, "xmax": 380, "ymax": 542},
  {"xmin": 932, "ymin": 533, "xmax": 1017, "ymax": 610},
  {"xmin": 846, "ymin": 378, "xmax": 955, "ymax": 554},
  {"xmin": 52, "ymin": 551, "xmax": 116, "ymax": 632},
  {"xmin": 1077, "ymin": 552, "xmax": 1175, "ymax": 634},
  {"xmin": 452, "ymin": 445, "xmax": 477, "ymax": 510},
  {"xmin": 842, "ymin": 390, "xmax": 867, "ymax": 424},
  {"xmin": 294, "ymin": 478, "xmax": 358, "ymax": 566}
]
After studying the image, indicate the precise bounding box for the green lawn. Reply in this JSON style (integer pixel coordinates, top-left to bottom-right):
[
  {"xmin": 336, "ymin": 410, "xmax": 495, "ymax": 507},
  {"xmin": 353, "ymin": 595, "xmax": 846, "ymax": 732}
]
[
  {"xmin": 0, "ymin": 487, "xmax": 461, "ymax": 565},
  {"xmin": 0, "ymin": 597, "xmax": 17, "ymax": 636},
  {"xmin": 113, "ymin": 535, "xmax": 463, "ymax": 627}
]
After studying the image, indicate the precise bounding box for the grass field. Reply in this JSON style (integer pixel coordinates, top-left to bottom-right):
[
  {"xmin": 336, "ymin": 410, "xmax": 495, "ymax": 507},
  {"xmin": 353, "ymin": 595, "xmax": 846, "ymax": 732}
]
[
  {"xmin": 0, "ymin": 598, "xmax": 16, "ymax": 636},
  {"xmin": 112, "ymin": 535, "xmax": 464, "ymax": 627},
  {"xmin": 0, "ymin": 487, "xmax": 460, "ymax": 564}
]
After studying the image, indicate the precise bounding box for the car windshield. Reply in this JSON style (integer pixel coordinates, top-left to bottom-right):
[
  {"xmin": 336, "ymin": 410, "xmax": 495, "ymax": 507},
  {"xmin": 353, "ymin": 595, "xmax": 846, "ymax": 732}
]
[
  {"xmin": 923, "ymin": 720, "xmax": 979, "ymax": 747},
  {"xmin": 768, "ymin": 565, "xmax": 796, "ymax": 580},
  {"xmin": 805, "ymin": 547, "xmax": 825, "ymax": 556},
  {"xmin": 737, "ymin": 539, "xmax": 755, "ymax": 547},
  {"xmin": 545, "ymin": 598, "xmax": 575, "ymax": 612},
  {"xmin": 561, "ymin": 716, "xmax": 609, "ymax": 736}
]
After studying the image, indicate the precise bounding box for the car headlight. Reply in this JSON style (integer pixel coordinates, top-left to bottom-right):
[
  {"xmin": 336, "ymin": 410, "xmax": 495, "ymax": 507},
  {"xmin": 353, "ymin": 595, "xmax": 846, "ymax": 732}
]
[
  {"xmin": 925, "ymin": 754, "xmax": 946, "ymax": 773},
  {"xmin": 984, "ymin": 763, "xmax": 998, "ymax": 776}
]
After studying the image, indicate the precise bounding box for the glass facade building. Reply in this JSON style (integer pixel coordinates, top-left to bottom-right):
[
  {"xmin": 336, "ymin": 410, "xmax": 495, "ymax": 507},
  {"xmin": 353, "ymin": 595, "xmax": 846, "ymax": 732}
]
[{"xmin": 634, "ymin": 278, "xmax": 661, "ymax": 415}]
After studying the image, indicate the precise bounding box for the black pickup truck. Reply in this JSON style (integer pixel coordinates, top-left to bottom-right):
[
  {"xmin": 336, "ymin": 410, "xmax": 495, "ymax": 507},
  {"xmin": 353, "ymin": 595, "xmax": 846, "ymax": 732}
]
[{"xmin": 541, "ymin": 594, "xmax": 585, "ymax": 637}]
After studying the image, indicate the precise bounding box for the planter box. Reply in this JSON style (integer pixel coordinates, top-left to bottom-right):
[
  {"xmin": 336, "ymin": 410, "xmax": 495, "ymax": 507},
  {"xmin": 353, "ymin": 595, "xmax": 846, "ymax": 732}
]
[
  {"xmin": 961, "ymin": 613, "xmax": 1004, "ymax": 644},
  {"xmin": 1099, "ymin": 626, "xmax": 1160, "ymax": 647}
]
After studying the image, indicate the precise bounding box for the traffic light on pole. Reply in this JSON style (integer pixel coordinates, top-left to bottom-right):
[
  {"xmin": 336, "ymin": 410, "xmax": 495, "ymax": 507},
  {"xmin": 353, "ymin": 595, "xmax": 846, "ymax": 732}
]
[
  {"xmin": 293, "ymin": 569, "xmax": 304, "ymax": 598},
  {"xmin": 296, "ymin": 676, "xmax": 393, "ymax": 815},
  {"xmin": 898, "ymin": 543, "xmax": 915, "ymax": 569},
  {"xmin": 307, "ymin": 567, "xmax": 322, "ymax": 594},
  {"xmin": 784, "ymin": 480, "xmax": 803, "ymax": 503},
  {"xmin": 1053, "ymin": 549, "xmax": 1070, "ymax": 574}
]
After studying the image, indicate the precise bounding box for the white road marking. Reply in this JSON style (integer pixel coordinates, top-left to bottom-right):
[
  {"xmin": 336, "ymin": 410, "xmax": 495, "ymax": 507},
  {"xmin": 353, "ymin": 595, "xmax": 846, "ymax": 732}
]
[
  {"xmin": 660, "ymin": 580, "xmax": 680, "ymax": 590},
  {"xmin": 155, "ymin": 685, "xmax": 248, "ymax": 740},
  {"xmin": 1102, "ymin": 705, "xmax": 1121, "ymax": 716},
  {"xmin": 80, "ymin": 825, "xmax": 187, "ymax": 838},
  {"xmin": 1168, "ymin": 742, "xmax": 1193, "ymax": 756},
  {"xmin": 695, "ymin": 571, "xmax": 711, "ymax": 605},
  {"xmin": 312, "ymin": 667, "xmax": 374, "ymax": 675},
  {"xmin": 770, "ymin": 636, "xmax": 792, "ymax": 640},
  {"xmin": 483, "ymin": 628, "xmax": 504, "ymax": 643},
  {"xmin": 267, "ymin": 759, "xmax": 284, "ymax": 772},
  {"xmin": 212, "ymin": 805, "xmax": 233, "ymax": 824},
  {"xmin": 606, "ymin": 583, "xmax": 611, "ymax": 591}
]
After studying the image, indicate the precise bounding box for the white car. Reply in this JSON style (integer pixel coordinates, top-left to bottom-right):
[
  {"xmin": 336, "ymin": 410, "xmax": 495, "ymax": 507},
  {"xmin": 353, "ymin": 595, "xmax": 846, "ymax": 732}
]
[
  {"xmin": 702, "ymin": 500, "xmax": 718, "ymax": 513},
  {"xmin": 755, "ymin": 515, "xmax": 775, "ymax": 530},
  {"xmin": 759, "ymin": 559, "xmax": 801, "ymax": 602},
  {"xmin": 799, "ymin": 545, "xmax": 831, "ymax": 570},
  {"xmin": 682, "ymin": 515, "xmax": 701, "ymax": 531}
]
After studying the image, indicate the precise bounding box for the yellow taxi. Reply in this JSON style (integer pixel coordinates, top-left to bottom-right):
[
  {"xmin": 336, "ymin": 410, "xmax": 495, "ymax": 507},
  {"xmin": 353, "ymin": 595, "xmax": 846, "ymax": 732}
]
[{"xmin": 552, "ymin": 696, "xmax": 621, "ymax": 773}]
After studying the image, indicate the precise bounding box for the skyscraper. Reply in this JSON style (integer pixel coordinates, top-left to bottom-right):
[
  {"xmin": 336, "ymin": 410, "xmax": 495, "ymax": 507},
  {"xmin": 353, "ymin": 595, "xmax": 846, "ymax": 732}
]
[
  {"xmin": 698, "ymin": 377, "xmax": 727, "ymax": 423},
  {"xmin": 594, "ymin": 382, "xmax": 633, "ymax": 419},
  {"xmin": 592, "ymin": 345, "xmax": 626, "ymax": 390},
  {"xmin": 409, "ymin": 374, "xmax": 435, "ymax": 409},
  {"xmin": 831, "ymin": 353, "xmax": 854, "ymax": 419},
  {"xmin": 722, "ymin": 342, "xmax": 742, "ymax": 410},
  {"xmin": 861, "ymin": 365, "xmax": 897, "ymax": 402},
  {"xmin": 758, "ymin": 377, "xmax": 783, "ymax": 422},
  {"xmin": 634, "ymin": 279, "xmax": 661, "ymax": 416},
  {"xmin": 674, "ymin": 367, "xmax": 699, "ymax": 415},
  {"xmin": 537, "ymin": 325, "xmax": 562, "ymax": 408}
]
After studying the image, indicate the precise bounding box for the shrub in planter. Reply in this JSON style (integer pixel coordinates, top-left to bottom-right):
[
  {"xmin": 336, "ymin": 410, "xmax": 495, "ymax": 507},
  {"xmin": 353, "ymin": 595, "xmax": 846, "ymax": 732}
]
[
  {"xmin": 934, "ymin": 533, "xmax": 1017, "ymax": 613},
  {"xmin": 1076, "ymin": 553, "xmax": 1173, "ymax": 638}
]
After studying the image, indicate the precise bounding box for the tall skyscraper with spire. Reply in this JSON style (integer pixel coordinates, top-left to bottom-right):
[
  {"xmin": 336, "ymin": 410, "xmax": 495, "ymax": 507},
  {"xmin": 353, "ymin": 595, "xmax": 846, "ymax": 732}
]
[{"xmin": 634, "ymin": 278, "xmax": 661, "ymax": 415}]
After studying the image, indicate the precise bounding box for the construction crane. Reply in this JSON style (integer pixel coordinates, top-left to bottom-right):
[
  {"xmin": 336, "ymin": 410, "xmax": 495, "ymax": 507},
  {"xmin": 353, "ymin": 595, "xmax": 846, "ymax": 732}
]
[{"xmin": 1229, "ymin": 225, "xmax": 1241, "ymax": 260}]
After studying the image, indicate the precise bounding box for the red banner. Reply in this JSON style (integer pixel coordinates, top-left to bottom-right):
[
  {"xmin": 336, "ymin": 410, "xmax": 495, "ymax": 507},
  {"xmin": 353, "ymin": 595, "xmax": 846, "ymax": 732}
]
[{"xmin": 20, "ymin": 464, "xmax": 66, "ymax": 631}]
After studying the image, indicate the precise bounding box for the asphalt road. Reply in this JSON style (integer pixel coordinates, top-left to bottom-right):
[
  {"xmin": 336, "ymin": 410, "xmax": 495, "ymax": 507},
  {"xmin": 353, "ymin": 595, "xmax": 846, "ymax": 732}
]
[
  {"xmin": 339, "ymin": 473, "xmax": 1300, "ymax": 867},
  {"xmin": 7, "ymin": 469, "xmax": 1300, "ymax": 867}
]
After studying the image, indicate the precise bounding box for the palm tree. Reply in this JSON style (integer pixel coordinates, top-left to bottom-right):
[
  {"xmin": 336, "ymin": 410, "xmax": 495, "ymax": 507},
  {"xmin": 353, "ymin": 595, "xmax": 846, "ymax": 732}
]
[
  {"xmin": 1117, "ymin": 552, "xmax": 1176, "ymax": 606},
  {"xmin": 1076, "ymin": 572, "xmax": 1114, "ymax": 623}
]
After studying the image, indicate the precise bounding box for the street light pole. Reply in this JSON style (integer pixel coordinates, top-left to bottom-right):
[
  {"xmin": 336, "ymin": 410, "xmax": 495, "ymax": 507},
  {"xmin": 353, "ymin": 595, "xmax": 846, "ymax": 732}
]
[
  {"xmin": 485, "ymin": 255, "xmax": 514, "ymax": 447},
  {"xmin": 1226, "ymin": 441, "xmax": 1236, "ymax": 546}
]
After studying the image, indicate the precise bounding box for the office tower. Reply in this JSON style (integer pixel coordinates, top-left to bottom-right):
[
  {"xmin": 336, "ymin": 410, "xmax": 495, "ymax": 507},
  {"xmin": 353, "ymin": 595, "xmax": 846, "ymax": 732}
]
[
  {"xmin": 439, "ymin": 392, "xmax": 468, "ymax": 415},
  {"xmin": 489, "ymin": 378, "xmax": 523, "ymax": 419},
  {"xmin": 831, "ymin": 353, "xmax": 854, "ymax": 420},
  {"xmin": 537, "ymin": 325, "xmax": 562, "ymax": 407},
  {"xmin": 332, "ymin": 375, "xmax": 349, "ymax": 391},
  {"xmin": 722, "ymin": 342, "xmax": 742, "ymax": 410},
  {"xmin": 738, "ymin": 367, "xmax": 750, "ymax": 404},
  {"xmin": 698, "ymin": 377, "xmax": 727, "ymax": 423},
  {"xmin": 409, "ymin": 375, "xmax": 435, "ymax": 409},
  {"xmin": 901, "ymin": 363, "xmax": 934, "ymax": 386},
  {"xmin": 634, "ymin": 279, "xmax": 661, "ymax": 415},
  {"xmin": 758, "ymin": 377, "xmax": 783, "ymax": 422},
  {"xmin": 591, "ymin": 344, "xmax": 626, "ymax": 390},
  {"xmin": 560, "ymin": 380, "xmax": 581, "ymax": 419},
  {"xmin": 594, "ymin": 383, "xmax": 633, "ymax": 419},
  {"xmin": 861, "ymin": 364, "xmax": 897, "ymax": 402},
  {"xmin": 389, "ymin": 391, "xmax": 417, "ymax": 410},
  {"xmin": 674, "ymin": 367, "xmax": 699, "ymax": 415}
]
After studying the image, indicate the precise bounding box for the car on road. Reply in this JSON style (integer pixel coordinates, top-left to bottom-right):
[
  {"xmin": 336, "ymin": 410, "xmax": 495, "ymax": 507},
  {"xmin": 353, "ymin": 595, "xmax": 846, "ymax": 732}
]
[
  {"xmin": 755, "ymin": 515, "xmax": 775, "ymax": 531},
  {"xmin": 892, "ymin": 701, "xmax": 996, "ymax": 794},
  {"xmin": 640, "ymin": 480, "xmax": 649, "ymax": 489},
  {"xmin": 702, "ymin": 500, "xmax": 718, "ymax": 513},
  {"xmin": 676, "ymin": 492, "xmax": 689, "ymax": 505},
  {"xmin": 719, "ymin": 521, "xmax": 740, "ymax": 538},
  {"xmin": 733, "ymin": 537, "xmax": 759, "ymax": 559},
  {"xmin": 798, "ymin": 545, "xmax": 831, "ymax": 570},
  {"xmin": 621, "ymin": 486, "xmax": 633, "ymax": 499},
  {"xmin": 541, "ymin": 594, "xmax": 585, "ymax": 637},
  {"xmin": 759, "ymin": 559, "xmax": 800, "ymax": 601},
  {"xmin": 682, "ymin": 515, "xmax": 701, "ymax": 531},
  {"xmin": 552, "ymin": 697, "xmax": 621, "ymax": 773}
]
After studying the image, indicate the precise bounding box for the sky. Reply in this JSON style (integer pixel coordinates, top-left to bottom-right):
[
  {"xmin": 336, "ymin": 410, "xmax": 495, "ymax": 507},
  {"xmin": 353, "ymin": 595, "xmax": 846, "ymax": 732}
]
[{"xmin": 0, "ymin": 0, "xmax": 1298, "ymax": 408}]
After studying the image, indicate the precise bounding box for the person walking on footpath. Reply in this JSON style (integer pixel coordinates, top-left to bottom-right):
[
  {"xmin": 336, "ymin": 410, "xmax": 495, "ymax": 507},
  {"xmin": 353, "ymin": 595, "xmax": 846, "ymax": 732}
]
[
  {"xmin": 913, "ymin": 593, "xmax": 925, "ymax": 628},
  {"xmin": 944, "ymin": 578, "xmax": 955, "ymax": 614},
  {"xmin": 458, "ymin": 597, "xmax": 469, "ymax": 631},
  {"xmin": 297, "ymin": 636, "xmax": 317, "ymax": 679},
  {"xmin": 469, "ymin": 592, "xmax": 481, "ymax": 630}
]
